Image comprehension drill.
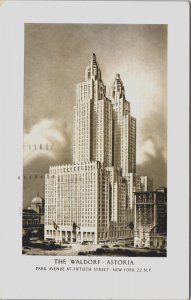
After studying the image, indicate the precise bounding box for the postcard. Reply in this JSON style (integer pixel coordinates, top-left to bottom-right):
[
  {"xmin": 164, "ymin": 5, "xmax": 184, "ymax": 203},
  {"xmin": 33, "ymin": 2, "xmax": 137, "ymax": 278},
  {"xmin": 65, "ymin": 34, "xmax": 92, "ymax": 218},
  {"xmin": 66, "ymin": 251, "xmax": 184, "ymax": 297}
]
[{"xmin": 0, "ymin": 1, "xmax": 189, "ymax": 299}]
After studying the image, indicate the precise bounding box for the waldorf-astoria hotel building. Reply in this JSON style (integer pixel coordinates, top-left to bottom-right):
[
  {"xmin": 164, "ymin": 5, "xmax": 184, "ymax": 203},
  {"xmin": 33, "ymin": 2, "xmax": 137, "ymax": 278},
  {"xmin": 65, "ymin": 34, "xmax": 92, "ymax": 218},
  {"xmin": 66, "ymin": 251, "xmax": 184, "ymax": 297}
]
[{"xmin": 45, "ymin": 53, "xmax": 151, "ymax": 244}]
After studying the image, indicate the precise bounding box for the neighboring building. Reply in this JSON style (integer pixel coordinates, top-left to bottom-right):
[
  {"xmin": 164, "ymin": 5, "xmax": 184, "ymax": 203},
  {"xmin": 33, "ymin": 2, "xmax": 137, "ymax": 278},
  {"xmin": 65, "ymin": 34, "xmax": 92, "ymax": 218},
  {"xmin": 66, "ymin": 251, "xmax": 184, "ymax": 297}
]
[
  {"xmin": 134, "ymin": 187, "xmax": 167, "ymax": 249},
  {"xmin": 127, "ymin": 173, "xmax": 153, "ymax": 223},
  {"xmin": 127, "ymin": 173, "xmax": 141, "ymax": 210},
  {"xmin": 140, "ymin": 175, "xmax": 153, "ymax": 192},
  {"xmin": 23, "ymin": 207, "xmax": 39, "ymax": 228},
  {"xmin": 23, "ymin": 194, "xmax": 45, "ymax": 239},
  {"xmin": 31, "ymin": 194, "xmax": 45, "ymax": 224}
]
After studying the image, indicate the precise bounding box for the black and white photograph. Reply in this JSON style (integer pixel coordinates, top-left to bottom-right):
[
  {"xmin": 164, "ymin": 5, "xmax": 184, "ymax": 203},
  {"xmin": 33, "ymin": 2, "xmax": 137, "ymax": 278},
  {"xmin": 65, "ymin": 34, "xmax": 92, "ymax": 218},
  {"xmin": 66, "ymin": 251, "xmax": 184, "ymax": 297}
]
[
  {"xmin": 0, "ymin": 2, "xmax": 189, "ymax": 299},
  {"xmin": 23, "ymin": 24, "xmax": 167, "ymax": 257}
]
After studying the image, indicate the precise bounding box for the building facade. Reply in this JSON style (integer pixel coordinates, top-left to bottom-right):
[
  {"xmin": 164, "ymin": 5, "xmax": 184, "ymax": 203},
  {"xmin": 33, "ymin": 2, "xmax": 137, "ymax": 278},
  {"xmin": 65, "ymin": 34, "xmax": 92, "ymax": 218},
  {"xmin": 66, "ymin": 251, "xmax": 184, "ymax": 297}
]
[
  {"xmin": 23, "ymin": 208, "xmax": 40, "ymax": 228},
  {"xmin": 45, "ymin": 53, "xmax": 153, "ymax": 244},
  {"xmin": 73, "ymin": 53, "xmax": 113, "ymax": 167},
  {"xmin": 23, "ymin": 195, "xmax": 45, "ymax": 239},
  {"xmin": 127, "ymin": 173, "xmax": 153, "ymax": 215},
  {"xmin": 140, "ymin": 175, "xmax": 153, "ymax": 192},
  {"xmin": 111, "ymin": 74, "xmax": 136, "ymax": 177},
  {"xmin": 45, "ymin": 162, "xmax": 109, "ymax": 243},
  {"xmin": 45, "ymin": 162, "xmax": 130, "ymax": 243},
  {"xmin": 134, "ymin": 187, "xmax": 167, "ymax": 249},
  {"xmin": 31, "ymin": 195, "xmax": 44, "ymax": 216}
]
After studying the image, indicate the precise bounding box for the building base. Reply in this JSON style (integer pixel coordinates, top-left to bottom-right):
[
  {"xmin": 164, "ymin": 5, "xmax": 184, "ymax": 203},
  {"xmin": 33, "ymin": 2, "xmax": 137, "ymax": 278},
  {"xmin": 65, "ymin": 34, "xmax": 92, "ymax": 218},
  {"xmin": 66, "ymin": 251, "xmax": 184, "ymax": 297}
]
[
  {"xmin": 45, "ymin": 225, "xmax": 134, "ymax": 245},
  {"xmin": 134, "ymin": 231, "xmax": 167, "ymax": 249}
]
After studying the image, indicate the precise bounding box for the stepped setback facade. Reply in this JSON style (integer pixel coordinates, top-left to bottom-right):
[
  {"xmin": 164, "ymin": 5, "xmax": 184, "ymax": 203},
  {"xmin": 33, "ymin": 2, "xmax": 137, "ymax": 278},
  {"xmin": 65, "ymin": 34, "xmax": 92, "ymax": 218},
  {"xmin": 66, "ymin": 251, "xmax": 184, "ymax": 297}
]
[{"xmin": 44, "ymin": 54, "xmax": 150, "ymax": 244}]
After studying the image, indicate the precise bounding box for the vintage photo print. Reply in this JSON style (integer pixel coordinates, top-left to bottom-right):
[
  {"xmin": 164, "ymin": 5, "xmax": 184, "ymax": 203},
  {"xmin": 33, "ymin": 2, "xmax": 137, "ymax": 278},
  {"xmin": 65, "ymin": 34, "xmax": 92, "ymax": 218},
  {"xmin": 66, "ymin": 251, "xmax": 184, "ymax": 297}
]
[
  {"xmin": 0, "ymin": 1, "xmax": 189, "ymax": 300},
  {"xmin": 23, "ymin": 24, "xmax": 167, "ymax": 257}
]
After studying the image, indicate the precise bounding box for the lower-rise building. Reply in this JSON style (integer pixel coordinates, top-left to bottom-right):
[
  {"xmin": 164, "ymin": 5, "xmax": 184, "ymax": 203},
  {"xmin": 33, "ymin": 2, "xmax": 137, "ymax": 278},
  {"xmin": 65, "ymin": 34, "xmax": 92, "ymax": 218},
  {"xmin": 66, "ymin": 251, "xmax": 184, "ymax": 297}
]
[
  {"xmin": 140, "ymin": 175, "xmax": 153, "ymax": 192},
  {"xmin": 134, "ymin": 187, "xmax": 167, "ymax": 249},
  {"xmin": 127, "ymin": 173, "xmax": 141, "ymax": 210},
  {"xmin": 22, "ymin": 194, "xmax": 45, "ymax": 241},
  {"xmin": 44, "ymin": 161, "xmax": 132, "ymax": 244},
  {"xmin": 126, "ymin": 173, "xmax": 153, "ymax": 223}
]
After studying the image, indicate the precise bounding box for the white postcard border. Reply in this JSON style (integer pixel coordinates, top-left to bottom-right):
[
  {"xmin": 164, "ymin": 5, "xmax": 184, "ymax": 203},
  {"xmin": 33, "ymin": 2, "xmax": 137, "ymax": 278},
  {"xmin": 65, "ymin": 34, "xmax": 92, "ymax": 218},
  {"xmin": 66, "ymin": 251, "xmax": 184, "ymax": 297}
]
[{"xmin": 0, "ymin": 1, "xmax": 189, "ymax": 299}]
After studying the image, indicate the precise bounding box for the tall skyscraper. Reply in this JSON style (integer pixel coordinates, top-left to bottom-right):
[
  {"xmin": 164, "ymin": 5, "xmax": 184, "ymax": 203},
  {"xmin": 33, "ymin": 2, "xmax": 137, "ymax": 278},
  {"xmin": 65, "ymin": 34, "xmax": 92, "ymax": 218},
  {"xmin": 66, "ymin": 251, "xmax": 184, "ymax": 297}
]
[
  {"xmin": 45, "ymin": 54, "xmax": 150, "ymax": 244},
  {"xmin": 73, "ymin": 54, "xmax": 113, "ymax": 167},
  {"xmin": 111, "ymin": 74, "xmax": 136, "ymax": 177}
]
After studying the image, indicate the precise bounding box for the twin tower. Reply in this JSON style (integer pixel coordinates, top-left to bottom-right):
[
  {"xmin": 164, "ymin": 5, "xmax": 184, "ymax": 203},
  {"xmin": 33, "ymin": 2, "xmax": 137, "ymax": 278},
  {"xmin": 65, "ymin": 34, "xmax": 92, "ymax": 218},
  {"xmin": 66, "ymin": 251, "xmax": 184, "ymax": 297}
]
[
  {"xmin": 45, "ymin": 54, "xmax": 137, "ymax": 244},
  {"xmin": 73, "ymin": 53, "xmax": 136, "ymax": 178}
]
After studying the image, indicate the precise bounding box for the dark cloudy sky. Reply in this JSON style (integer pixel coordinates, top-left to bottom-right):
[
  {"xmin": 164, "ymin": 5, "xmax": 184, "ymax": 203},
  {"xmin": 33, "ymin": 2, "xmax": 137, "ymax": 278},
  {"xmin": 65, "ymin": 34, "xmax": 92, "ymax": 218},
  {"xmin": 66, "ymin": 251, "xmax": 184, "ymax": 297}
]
[{"xmin": 23, "ymin": 24, "xmax": 167, "ymax": 208}]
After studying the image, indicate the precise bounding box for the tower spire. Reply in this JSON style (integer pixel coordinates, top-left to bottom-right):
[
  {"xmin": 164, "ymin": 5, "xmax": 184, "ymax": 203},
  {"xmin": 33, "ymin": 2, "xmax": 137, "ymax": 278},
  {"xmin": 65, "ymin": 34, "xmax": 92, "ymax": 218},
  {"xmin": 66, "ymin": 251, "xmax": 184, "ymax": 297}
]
[
  {"xmin": 85, "ymin": 53, "xmax": 103, "ymax": 82},
  {"xmin": 112, "ymin": 73, "xmax": 126, "ymax": 101},
  {"xmin": 91, "ymin": 53, "xmax": 96, "ymax": 61}
]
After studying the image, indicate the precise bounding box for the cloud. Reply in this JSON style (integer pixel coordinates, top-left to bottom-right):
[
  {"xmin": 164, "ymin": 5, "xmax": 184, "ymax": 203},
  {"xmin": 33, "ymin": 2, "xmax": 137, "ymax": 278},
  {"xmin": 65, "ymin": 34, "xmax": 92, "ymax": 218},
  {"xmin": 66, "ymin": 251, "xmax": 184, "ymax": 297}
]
[
  {"xmin": 137, "ymin": 138, "xmax": 156, "ymax": 165},
  {"xmin": 137, "ymin": 136, "xmax": 167, "ymax": 188},
  {"xmin": 135, "ymin": 103, "xmax": 167, "ymax": 188},
  {"xmin": 137, "ymin": 148, "xmax": 167, "ymax": 189},
  {"xmin": 24, "ymin": 119, "xmax": 69, "ymax": 166},
  {"xmin": 137, "ymin": 134, "xmax": 166, "ymax": 166}
]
